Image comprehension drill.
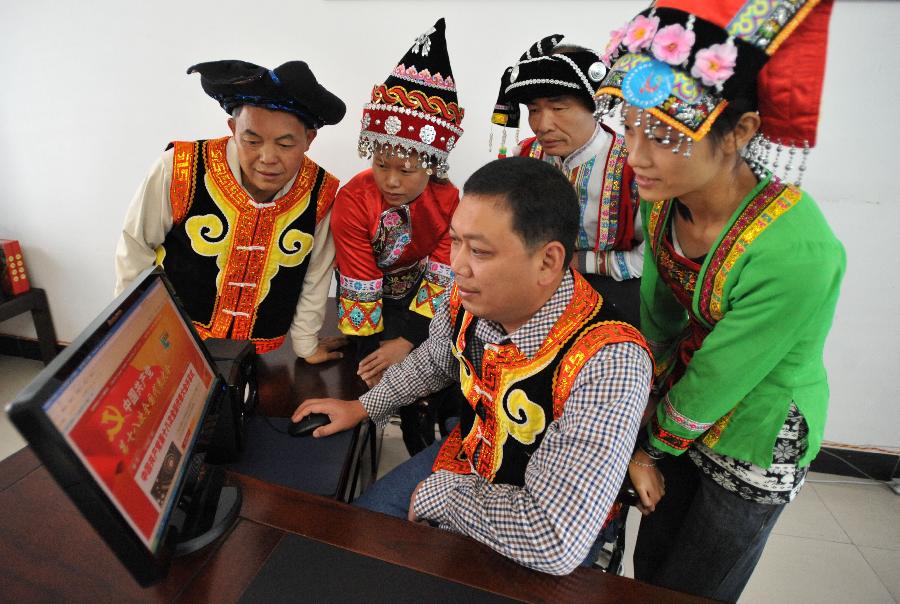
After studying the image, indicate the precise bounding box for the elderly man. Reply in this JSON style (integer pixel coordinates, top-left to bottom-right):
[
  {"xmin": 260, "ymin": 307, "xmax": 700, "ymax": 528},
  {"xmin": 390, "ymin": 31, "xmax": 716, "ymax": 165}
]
[
  {"xmin": 115, "ymin": 60, "xmax": 346, "ymax": 362},
  {"xmin": 492, "ymin": 36, "xmax": 643, "ymax": 326},
  {"xmin": 294, "ymin": 157, "xmax": 653, "ymax": 575}
]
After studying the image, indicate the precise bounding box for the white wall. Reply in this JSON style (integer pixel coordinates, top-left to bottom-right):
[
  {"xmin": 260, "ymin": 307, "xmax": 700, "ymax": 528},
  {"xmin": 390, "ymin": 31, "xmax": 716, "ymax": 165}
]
[{"xmin": 0, "ymin": 1, "xmax": 896, "ymax": 450}]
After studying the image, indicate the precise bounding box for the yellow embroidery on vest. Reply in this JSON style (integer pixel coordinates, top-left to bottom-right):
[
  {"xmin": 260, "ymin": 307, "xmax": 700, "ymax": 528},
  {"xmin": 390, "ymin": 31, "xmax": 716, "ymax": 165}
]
[
  {"xmin": 503, "ymin": 389, "xmax": 546, "ymax": 446},
  {"xmin": 258, "ymin": 194, "xmax": 314, "ymax": 304},
  {"xmin": 478, "ymin": 348, "xmax": 557, "ymax": 476},
  {"xmin": 182, "ymin": 173, "xmax": 239, "ymax": 291}
]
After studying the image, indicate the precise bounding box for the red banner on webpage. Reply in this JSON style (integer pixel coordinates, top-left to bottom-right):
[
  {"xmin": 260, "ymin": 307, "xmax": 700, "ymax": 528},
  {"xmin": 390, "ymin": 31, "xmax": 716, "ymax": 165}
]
[{"xmin": 51, "ymin": 282, "xmax": 214, "ymax": 549}]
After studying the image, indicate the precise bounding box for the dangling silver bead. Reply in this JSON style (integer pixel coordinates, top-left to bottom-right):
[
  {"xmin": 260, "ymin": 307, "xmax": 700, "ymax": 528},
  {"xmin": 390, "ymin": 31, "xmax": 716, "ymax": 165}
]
[
  {"xmin": 662, "ymin": 126, "xmax": 672, "ymax": 146},
  {"xmin": 684, "ymin": 137, "xmax": 693, "ymax": 158},
  {"xmin": 796, "ymin": 140, "xmax": 810, "ymax": 186},
  {"xmin": 672, "ymin": 133, "xmax": 684, "ymax": 154},
  {"xmin": 633, "ymin": 110, "xmax": 643, "ymax": 129},
  {"xmin": 784, "ymin": 145, "xmax": 796, "ymax": 180},
  {"xmin": 772, "ymin": 140, "xmax": 783, "ymax": 171}
]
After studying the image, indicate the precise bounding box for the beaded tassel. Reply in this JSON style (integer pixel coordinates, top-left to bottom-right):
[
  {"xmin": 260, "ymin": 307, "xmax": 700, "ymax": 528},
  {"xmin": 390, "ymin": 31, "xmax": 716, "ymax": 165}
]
[
  {"xmin": 772, "ymin": 140, "xmax": 783, "ymax": 174},
  {"xmin": 784, "ymin": 145, "xmax": 796, "ymax": 182},
  {"xmin": 796, "ymin": 141, "xmax": 810, "ymax": 186}
]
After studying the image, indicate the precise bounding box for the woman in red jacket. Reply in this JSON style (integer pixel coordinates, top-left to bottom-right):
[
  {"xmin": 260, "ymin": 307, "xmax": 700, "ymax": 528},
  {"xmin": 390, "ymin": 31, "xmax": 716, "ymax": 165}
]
[{"xmin": 332, "ymin": 19, "xmax": 464, "ymax": 453}]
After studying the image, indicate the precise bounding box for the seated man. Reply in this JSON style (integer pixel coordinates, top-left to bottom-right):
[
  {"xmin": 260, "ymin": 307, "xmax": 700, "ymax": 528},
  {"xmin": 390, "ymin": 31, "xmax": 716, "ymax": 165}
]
[
  {"xmin": 115, "ymin": 60, "xmax": 346, "ymax": 362},
  {"xmin": 294, "ymin": 157, "xmax": 653, "ymax": 575},
  {"xmin": 492, "ymin": 36, "xmax": 643, "ymax": 326}
]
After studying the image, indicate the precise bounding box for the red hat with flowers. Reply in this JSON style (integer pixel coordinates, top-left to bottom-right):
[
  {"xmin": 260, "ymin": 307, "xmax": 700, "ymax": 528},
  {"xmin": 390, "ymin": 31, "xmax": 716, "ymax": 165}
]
[{"xmin": 594, "ymin": 0, "xmax": 834, "ymax": 183}]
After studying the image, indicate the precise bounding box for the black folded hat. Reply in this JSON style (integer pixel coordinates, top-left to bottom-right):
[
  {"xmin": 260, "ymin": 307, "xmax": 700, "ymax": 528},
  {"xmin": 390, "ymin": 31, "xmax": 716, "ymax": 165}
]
[
  {"xmin": 491, "ymin": 35, "xmax": 607, "ymax": 131},
  {"xmin": 187, "ymin": 60, "xmax": 346, "ymax": 129}
]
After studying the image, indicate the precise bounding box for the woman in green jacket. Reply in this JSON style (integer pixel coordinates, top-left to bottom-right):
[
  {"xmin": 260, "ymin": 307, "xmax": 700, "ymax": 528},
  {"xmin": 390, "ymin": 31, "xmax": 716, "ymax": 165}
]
[{"xmin": 593, "ymin": 1, "xmax": 844, "ymax": 602}]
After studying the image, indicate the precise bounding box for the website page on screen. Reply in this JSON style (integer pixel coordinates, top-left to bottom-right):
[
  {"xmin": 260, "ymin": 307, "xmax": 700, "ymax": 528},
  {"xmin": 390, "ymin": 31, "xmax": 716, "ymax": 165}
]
[{"xmin": 44, "ymin": 280, "xmax": 215, "ymax": 551}]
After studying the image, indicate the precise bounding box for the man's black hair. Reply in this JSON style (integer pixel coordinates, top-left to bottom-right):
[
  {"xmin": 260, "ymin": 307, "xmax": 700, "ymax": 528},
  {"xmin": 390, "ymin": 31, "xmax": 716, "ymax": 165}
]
[{"xmin": 463, "ymin": 157, "xmax": 579, "ymax": 267}]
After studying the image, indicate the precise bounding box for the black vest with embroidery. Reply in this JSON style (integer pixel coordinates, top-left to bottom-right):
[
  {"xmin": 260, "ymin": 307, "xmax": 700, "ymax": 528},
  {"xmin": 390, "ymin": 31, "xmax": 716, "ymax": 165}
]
[
  {"xmin": 432, "ymin": 271, "xmax": 651, "ymax": 486},
  {"xmin": 159, "ymin": 137, "xmax": 338, "ymax": 353}
]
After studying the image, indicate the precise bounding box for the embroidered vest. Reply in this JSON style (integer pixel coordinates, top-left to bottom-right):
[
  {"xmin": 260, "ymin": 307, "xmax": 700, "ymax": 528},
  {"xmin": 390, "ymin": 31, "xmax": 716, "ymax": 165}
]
[
  {"xmin": 432, "ymin": 271, "xmax": 651, "ymax": 486},
  {"xmin": 158, "ymin": 137, "xmax": 338, "ymax": 353}
]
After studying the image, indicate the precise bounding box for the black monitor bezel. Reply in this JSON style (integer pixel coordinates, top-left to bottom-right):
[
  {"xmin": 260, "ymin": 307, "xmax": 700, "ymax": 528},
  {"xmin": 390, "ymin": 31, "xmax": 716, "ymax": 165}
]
[{"xmin": 5, "ymin": 267, "xmax": 226, "ymax": 586}]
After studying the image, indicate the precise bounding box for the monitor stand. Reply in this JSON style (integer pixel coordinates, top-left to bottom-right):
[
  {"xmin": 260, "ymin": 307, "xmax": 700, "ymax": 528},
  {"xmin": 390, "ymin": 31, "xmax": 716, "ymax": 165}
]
[{"xmin": 172, "ymin": 461, "xmax": 242, "ymax": 556}]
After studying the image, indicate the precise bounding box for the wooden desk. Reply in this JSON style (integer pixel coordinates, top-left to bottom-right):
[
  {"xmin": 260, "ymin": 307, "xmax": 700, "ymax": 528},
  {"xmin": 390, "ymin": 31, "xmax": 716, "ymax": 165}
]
[
  {"xmin": 254, "ymin": 332, "xmax": 367, "ymax": 418},
  {"xmin": 0, "ymin": 447, "xmax": 709, "ymax": 603},
  {"xmin": 224, "ymin": 306, "xmax": 376, "ymax": 503}
]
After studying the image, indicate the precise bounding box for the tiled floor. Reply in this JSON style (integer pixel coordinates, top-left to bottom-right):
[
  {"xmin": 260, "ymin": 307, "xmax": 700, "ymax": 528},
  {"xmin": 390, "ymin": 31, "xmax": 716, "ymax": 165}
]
[{"xmin": 2, "ymin": 354, "xmax": 897, "ymax": 603}]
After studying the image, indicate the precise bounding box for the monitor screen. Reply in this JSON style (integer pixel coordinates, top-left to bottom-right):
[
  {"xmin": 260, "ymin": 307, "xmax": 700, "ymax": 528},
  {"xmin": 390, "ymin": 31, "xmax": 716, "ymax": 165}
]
[
  {"xmin": 43, "ymin": 276, "xmax": 216, "ymax": 551},
  {"xmin": 6, "ymin": 269, "xmax": 237, "ymax": 585}
]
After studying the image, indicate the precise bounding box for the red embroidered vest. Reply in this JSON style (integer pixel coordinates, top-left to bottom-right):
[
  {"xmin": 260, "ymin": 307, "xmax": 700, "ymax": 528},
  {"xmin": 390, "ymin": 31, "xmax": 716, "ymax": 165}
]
[
  {"xmin": 159, "ymin": 137, "xmax": 338, "ymax": 353},
  {"xmin": 432, "ymin": 271, "xmax": 651, "ymax": 486}
]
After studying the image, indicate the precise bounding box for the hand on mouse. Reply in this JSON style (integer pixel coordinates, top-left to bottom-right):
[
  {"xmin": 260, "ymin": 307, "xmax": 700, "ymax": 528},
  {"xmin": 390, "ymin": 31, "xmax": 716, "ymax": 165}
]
[{"xmin": 292, "ymin": 398, "xmax": 369, "ymax": 438}]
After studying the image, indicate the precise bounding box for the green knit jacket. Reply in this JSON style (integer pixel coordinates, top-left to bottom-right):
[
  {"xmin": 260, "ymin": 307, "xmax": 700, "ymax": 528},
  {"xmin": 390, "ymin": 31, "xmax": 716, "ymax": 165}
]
[{"xmin": 641, "ymin": 175, "xmax": 846, "ymax": 467}]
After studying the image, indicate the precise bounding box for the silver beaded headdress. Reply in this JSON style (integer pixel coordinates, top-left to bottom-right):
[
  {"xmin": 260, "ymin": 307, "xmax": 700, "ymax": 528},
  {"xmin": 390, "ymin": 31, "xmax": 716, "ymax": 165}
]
[
  {"xmin": 357, "ymin": 18, "xmax": 464, "ymax": 178},
  {"xmin": 490, "ymin": 35, "xmax": 607, "ymax": 157}
]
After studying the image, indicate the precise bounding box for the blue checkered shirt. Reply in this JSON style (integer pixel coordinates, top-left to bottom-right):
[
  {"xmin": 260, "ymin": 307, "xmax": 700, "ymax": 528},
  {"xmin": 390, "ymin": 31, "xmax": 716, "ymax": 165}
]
[{"xmin": 360, "ymin": 271, "xmax": 653, "ymax": 575}]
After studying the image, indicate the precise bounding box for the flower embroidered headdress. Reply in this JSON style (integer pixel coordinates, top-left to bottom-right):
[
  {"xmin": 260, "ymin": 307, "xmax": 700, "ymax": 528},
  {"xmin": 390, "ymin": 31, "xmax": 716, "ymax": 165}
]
[
  {"xmin": 358, "ymin": 18, "xmax": 464, "ymax": 178},
  {"xmin": 491, "ymin": 35, "xmax": 608, "ymax": 157},
  {"xmin": 594, "ymin": 0, "xmax": 834, "ymax": 184}
]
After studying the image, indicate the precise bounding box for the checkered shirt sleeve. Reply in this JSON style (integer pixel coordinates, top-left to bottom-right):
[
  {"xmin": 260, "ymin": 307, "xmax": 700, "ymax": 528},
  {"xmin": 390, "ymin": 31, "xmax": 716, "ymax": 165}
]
[
  {"xmin": 359, "ymin": 303, "xmax": 456, "ymax": 427},
  {"xmin": 413, "ymin": 340, "xmax": 653, "ymax": 576}
]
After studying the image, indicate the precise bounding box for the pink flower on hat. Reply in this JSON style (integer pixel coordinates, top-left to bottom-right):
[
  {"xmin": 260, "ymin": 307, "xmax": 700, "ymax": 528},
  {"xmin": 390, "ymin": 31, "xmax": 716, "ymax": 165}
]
[
  {"xmin": 624, "ymin": 14, "xmax": 659, "ymax": 53},
  {"xmin": 651, "ymin": 24, "xmax": 695, "ymax": 66},
  {"xmin": 601, "ymin": 24, "xmax": 628, "ymax": 66},
  {"xmin": 691, "ymin": 42, "xmax": 738, "ymax": 87}
]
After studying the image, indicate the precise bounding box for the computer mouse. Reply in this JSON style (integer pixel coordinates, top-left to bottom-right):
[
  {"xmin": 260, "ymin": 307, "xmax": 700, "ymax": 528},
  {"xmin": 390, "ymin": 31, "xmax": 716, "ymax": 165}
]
[{"xmin": 288, "ymin": 413, "xmax": 331, "ymax": 437}]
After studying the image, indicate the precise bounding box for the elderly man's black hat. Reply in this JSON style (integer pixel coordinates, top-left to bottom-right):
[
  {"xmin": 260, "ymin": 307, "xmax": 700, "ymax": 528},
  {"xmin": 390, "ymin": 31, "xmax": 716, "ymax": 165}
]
[{"xmin": 187, "ymin": 60, "xmax": 346, "ymax": 129}]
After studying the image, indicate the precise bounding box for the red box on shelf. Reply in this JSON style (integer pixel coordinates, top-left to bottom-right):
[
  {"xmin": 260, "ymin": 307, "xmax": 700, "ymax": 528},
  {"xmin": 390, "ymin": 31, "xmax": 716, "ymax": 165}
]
[{"xmin": 1, "ymin": 240, "xmax": 31, "ymax": 296}]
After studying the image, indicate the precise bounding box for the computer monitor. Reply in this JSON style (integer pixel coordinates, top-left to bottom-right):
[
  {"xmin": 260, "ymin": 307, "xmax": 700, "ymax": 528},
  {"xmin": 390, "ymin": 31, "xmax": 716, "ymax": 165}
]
[{"xmin": 6, "ymin": 268, "xmax": 241, "ymax": 586}]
